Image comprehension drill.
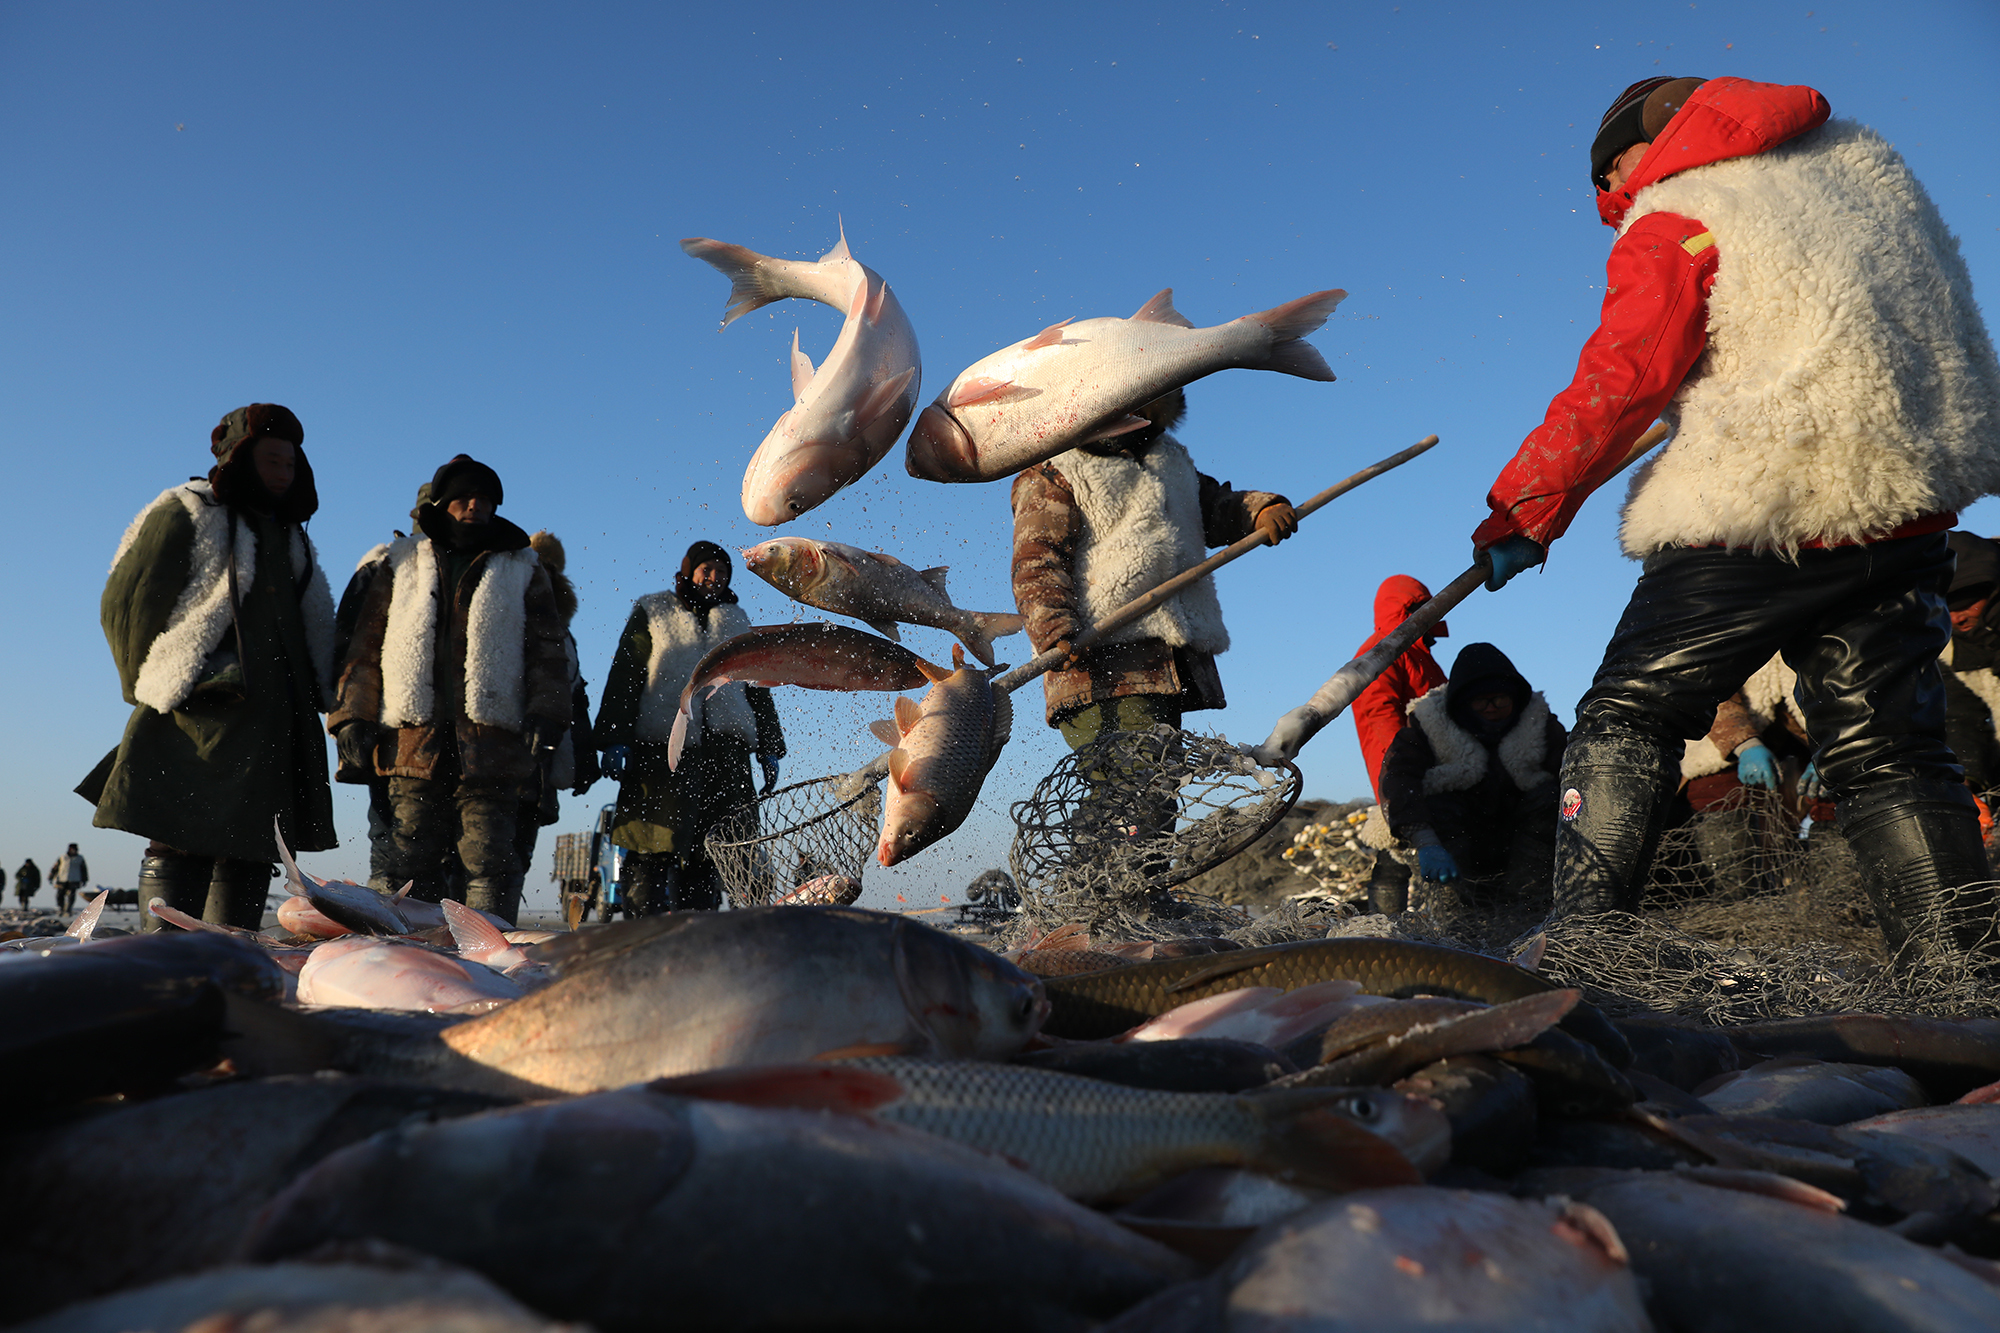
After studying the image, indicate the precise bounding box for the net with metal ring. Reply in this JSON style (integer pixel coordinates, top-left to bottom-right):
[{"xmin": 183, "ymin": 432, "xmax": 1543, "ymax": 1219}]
[
  {"xmin": 1007, "ymin": 724, "xmax": 1303, "ymax": 942},
  {"xmin": 704, "ymin": 774, "xmax": 883, "ymax": 909}
]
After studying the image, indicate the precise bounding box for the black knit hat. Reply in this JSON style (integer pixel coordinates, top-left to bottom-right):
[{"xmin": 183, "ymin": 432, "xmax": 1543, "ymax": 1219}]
[
  {"xmin": 1591, "ymin": 76, "xmax": 1705, "ymax": 189},
  {"xmin": 1948, "ymin": 531, "xmax": 2000, "ymax": 608},
  {"xmin": 429, "ymin": 454, "xmax": 505, "ymax": 507}
]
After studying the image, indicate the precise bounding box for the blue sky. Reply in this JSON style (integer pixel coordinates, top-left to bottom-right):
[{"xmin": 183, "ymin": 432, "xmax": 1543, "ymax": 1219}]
[{"xmin": 4, "ymin": 1, "xmax": 1996, "ymax": 914}]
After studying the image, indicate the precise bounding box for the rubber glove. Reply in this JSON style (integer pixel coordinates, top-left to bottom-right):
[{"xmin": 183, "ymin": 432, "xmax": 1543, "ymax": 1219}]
[
  {"xmin": 1478, "ymin": 535, "xmax": 1547, "ymax": 592},
  {"xmin": 1799, "ymin": 761, "xmax": 1825, "ymax": 802},
  {"xmin": 1735, "ymin": 740, "xmax": 1781, "ymax": 791},
  {"xmin": 603, "ymin": 744, "xmax": 630, "ymax": 778},
  {"xmin": 758, "ymin": 755, "xmax": 782, "ymax": 796},
  {"xmin": 1417, "ymin": 844, "xmax": 1460, "ymax": 884}
]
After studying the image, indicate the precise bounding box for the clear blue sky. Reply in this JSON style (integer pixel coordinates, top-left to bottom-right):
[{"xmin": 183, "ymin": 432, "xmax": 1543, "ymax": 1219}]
[{"xmin": 4, "ymin": 1, "xmax": 1996, "ymax": 914}]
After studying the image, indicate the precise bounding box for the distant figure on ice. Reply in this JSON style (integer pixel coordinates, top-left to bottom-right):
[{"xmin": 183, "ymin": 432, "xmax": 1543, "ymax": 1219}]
[
  {"xmin": 330, "ymin": 455, "xmax": 572, "ymax": 925},
  {"xmin": 1470, "ymin": 76, "xmax": 2000, "ymax": 964},
  {"xmin": 1378, "ymin": 643, "xmax": 1567, "ymax": 909},
  {"xmin": 594, "ymin": 542, "xmax": 785, "ymax": 915},
  {"xmin": 1009, "ymin": 387, "xmax": 1296, "ymax": 749},
  {"xmin": 1350, "ymin": 575, "xmax": 1448, "ymax": 913},
  {"xmin": 78, "ymin": 404, "xmax": 336, "ymax": 931},
  {"xmin": 1940, "ymin": 530, "xmax": 2000, "ymax": 798},
  {"xmin": 14, "ymin": 859, "xmax": 40, "ymax": 910},
  {"xmin": 50, "ymin": 844, "xmax": 87, "ymax": 915}
]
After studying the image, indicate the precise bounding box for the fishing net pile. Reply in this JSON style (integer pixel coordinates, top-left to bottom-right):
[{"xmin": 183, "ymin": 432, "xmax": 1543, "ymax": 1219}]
[
  {"xmin": 706, "ymin": 774, "xmax": 882, "ymax": 908},
  {"xmin": 1011, "ymin": 760, "xmax": 2000, "ymax": 1022}
]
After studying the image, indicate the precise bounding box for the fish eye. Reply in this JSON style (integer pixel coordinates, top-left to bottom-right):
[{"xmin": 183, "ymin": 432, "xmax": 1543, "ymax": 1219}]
[
  {"xmin": 1014, "ymin": 992, "xmax": 1037, "ymax": 1024},
  {"xmin": 1345, "ymin": 1094, "xmax": 1380, "ymax": 1122},
  {"xmin": 788, "ymin": 499, "xmax": 806, "ymax": 513}
]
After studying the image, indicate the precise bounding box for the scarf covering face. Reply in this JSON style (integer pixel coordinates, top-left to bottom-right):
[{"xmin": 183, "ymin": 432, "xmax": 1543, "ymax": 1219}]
[{"xmin": 676, "ymin": 539, "xmax": 738, "ymax": 614}]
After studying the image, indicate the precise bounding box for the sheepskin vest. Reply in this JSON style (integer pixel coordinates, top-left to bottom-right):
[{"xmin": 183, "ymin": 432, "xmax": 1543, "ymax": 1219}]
[
  {"xmin": 633, "ymin": 593, "xmax": 757, "ymax": 745},
  {"xmin": 1048, "ymin": 436, "xmax": 1229, "ymax": 653},
  {"xmin": 110, "ymin": 481, "xmax": 335, "ymax": 714},
  {"xmin": 376, "ymin": 535, "xmax": 540, "ymax": 731},
  {"xmin": 1680, "ymin": 656, "xmax": 1800, "ymax": 781},
  {"xmin": 1618, "ymin": 119, "xmax": 2000, "ymax": 557},
  {"xmin": 1405, "ymin": 688, "xmax": 1555, "ymax": 795},
  {"xmin": 1943, "ymin": 638, "xmax": 2000, "ymax": 743}
]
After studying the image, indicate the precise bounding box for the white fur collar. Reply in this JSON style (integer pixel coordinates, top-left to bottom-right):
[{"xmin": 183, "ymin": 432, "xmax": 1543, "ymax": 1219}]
[
  {"xmin": 1407, "ymin": 687, "xmax": 1553, "ymax": 794},
  {"xmin": 377, "ymin": 535, "xmax": 539, "ymax": 730},
  {"xmin": 1681, "ymin": 655, "xmax": 1800, "ymax": 781},
  {"xmin": 113, "ymin": 481, "xmax": 335, "ymax": 713},
  {"xmin": 634, "ymin": 592, "xmax": 757, "ymax": 745}
]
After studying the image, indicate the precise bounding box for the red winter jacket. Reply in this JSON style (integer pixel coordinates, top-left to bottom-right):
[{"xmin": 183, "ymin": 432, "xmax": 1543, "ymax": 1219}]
[
  {"xmin": 1474, "ymin": 78, "xmax": 1855, "ymax": 552},
  {"xmin": 1352, "ymin": 575, "xmax": 1448, "ymax": 800}
]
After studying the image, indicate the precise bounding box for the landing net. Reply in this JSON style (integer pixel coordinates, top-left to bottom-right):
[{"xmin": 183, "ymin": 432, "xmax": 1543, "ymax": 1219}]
[{"xmin": 705, "ymin": 774, "xmax": 882, "ymax": 909}]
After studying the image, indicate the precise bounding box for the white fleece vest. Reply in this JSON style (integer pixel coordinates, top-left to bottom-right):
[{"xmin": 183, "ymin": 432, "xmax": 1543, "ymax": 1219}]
[
  {"xmin": 1942, "ymin": 639, "xmax": 2000, "ymax": 744},
  {"xmin": 377, "ymin": 535, "xmax": 540, "ymax": 731},
  {"xmin": 1047, "ymin": 435, "xmax": 1229, "ymax": 653},
  {"xmin": 1681, "ymin": 655, "xmax": 1800, "ymax": 781},
  {"xmin": 1618, "ymin": 119, "xmax": 2000, "ymax": 557},
  {"xmin": 1406, "ymin": 688, "xmax": 1555, "ymax": 795},
  {"xmin": 110, "ymin": 482, "xmax": 335, "ymax": 714},
  {"xmin": 633, "ymin": 593, "xmax": 757, "ymax": 746}
]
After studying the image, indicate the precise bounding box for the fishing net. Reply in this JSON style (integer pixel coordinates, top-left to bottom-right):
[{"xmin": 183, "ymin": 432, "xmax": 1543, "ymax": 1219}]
[
  {"xmin": 1004, "ymin": 725, "xmax": 1302, "ymax": 945},
  {"xmin": 705, "ymin": 773, "xmax": 883, "ymax": 909}
]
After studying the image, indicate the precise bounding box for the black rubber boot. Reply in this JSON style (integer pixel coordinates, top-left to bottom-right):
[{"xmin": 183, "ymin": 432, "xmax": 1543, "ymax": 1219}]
[
  {"xmin": 676, "ymin": 855, "xmax": 724, "ymax": 912},
  {"xmin": 466, "ymin": 875, "xmax": 524, "ymax": 927},
  {"xmin": 622, "ymin": 851, "xmax": 676, "ymax": 916},
  {"xmin": 1550, "ymin": 725, "xmax": 1681, "ymax": 917},
  {"xmin": 137, "ymin": 852, "xmax": 212, "ymax": 932},
  {"xmin": 1366, "ymin": 850, "xmax": 1410, "ymax": 915},
  {"xmin": 205, "ymin": 859, "xmax": 274, "ymax": 930},
  {"xmin": 1839, "ymin": 780, "xmax": 1996, "ymax": 968}
]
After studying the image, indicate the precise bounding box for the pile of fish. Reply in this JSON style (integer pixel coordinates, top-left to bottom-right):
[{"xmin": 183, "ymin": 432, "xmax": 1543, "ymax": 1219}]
[{"xmin": 7, "ymin": 854, "xmax": 2000, "ymax": 1332}]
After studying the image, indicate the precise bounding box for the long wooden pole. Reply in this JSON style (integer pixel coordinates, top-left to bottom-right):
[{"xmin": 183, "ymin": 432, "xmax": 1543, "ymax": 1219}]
[{"xmin": 989, "ymin": 434, "xmax": 1441, "ymax": 697}]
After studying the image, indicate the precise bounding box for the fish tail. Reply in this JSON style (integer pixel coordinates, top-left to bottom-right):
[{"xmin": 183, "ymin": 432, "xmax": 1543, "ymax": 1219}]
[
  {"xmin": 1248, "ymin": 289, "xmax": 1346, "ymax": 382},
  {"xmin": 1242, "ymin": 1090, "xmax": 1423, "ymax": 1191},
  {"xmin": 681, "ymin": 237, "xmax": 794, "ymax": 327},
  {"xmin": 960, "ymin": 612, "xmax": 1025, "ymax": 666}
]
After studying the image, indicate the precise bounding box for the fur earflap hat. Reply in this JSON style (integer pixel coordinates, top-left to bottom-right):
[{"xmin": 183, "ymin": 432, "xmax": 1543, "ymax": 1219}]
[
  {"xmin": 207, "ymin": 402, "xmax": 317, "ymax": 520},
  {"xmin": 1591, "ymin": 76, "xmax": 1705, "ymax": 189}
]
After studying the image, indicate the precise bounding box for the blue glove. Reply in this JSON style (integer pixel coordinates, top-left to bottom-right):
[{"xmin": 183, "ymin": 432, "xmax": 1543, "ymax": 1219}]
[
  {"xmin": 1479, "ymin": 535, "xmax": 1547, "ymax": 592},
  {"xmin": 603, "ymin": 744, "xmax": 630, "ymax": 778},
  {"xmin": 758, "ymin": 755, "xmax": 781, "ymax": 796},
  {"xmin": 1799, "ymin": 761, "xmax": 1825, "ymax": 802},
  {"xmin": 1417, "ymin": 844, "xmax": 1460, "ymax": 884},
  {"xmin": 1735, "ymin": 741, "xmax": 1781, "ymax": 791}
]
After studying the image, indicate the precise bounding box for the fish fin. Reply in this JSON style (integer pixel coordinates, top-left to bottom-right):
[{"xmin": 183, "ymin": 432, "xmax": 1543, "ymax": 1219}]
[
  {"xmin": 864, "ymin": 275, "xmax": 892, "ymax": 324},
  {"xmin": 1039, "ymin": 922, "xmax": 1094, "ymax": 952},
  {"xmin": 680, "ymin": 237, "xmax": 790, "ymax": 328},
  {"xmin": 1322, "ymin": 990, "xmax": 1579, "ymax": 1072},
  {"xmin": 1672, "ymin": 1167, "xmax": 1847, "ymax": 1213},
  {"xmin": 947, "ymin": 376, "xmax": 1020, "ymax": 409},
  {"xmin": 960, "ymin": 611, "xmax": 1024, "ymax": 669},
  {"xmin": 811, "ymin": 1041, "xmax": 909, "ymax": 1062},
  {"xmin": 67, "ymin": 889, "xmax": 110, "ymax": 942},
  {"xmin": 820, "ymin": 220, "xmax": 852, "ymax": 266},
  {"xmin": 918, "ymin": 565, "xmax": 949, "ymax": 593},
  {"xmin": 667, "ymin": 704, "xmax": 690, "ymax": 772},
  {"xmin": 1511, "ymin": 931, "xmax": 1548, "ymax": 972},
  {"xmin": 441, "ymin": 899, "xmax": 506, "ymax": 959},
  {"xmin": 1079, "ymin": 414, "xmax": 1153, "ymax": 445},
  {"xmin": 272, "ymin": 815, "xmax": 318, "ymax": 892},
  {"xmin": 1022, "ymin": 319, "xmax": 1073, "ymax": 351},
  {"xmin": 913, "ymin": 655, "xmax": 955, "ymax": 684},
  {"xmin": 854, "ymin": 366, "xmax": 918, "ymax": 432},
  {"xmin": 864, "ymin": 618, "xmax": 903, "ymax": 641},
  {"xmin": 1551, "ymin": 1201, "xmax": 1632, "ymax": 1264},
  {"xmin": 893, "ymin": 695, "xmax": 923, "ymax": 734},
  {"xmin": 988, "ymin": 684, "xmax": 1013, "ymax": 759},
  {"xmin": 648, "ymin": 1063, "xmax": 903, "ymax": 1114},
  {"xmin": 1164, "ymin": 953, "xmax": 1271, "ymax": 995},
  {"xmin": 394, "ymin": 884, "xmax": 413, "ymax": 900},
  {"xmin": 887, "ymin": 747, "xmax": 912, "ymax": 786},
  {"xmin": 1130, "ymin": 288, "xmax": 1195, "ymax": 329},
  {"xmin": 1243, "ymin": 1097, "xmax": 1422, "ymax": 1190},
  {"xmin": 872, "ymin": 550, "xmax": 904, "ymax": 567},
  {"xmin": 790, "ymin": 329, "xmax": 816, "ymax": 399},
  {"xmin": 868, "ymin": 719, "xmax": 900, "ymax": 745},
  {"xmin": 1247, "ymin": 289, "xmax": 1345, "ymax": 382},
  {"xmin": 148, "ymin": 901, "xmax": 225, "ymax": 935}
]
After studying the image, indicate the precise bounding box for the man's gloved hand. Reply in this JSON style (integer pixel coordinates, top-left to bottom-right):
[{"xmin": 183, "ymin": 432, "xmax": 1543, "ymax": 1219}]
[
  {"xmin": 333, "ymin": 721, "xmax": 379, "ymax": 784},
  {"xmin": 1254, "ymin": 501, "xmax": 1299, "ymax": 545},
  {"xmin": 1477, "ymin": 535, "xmax": 1548, "ymax": 592},
  {"xmin": 521, "ymin": 717, "xmax": 561, "ymax": 760},
  {"xmin": 1416, "ymin": 844, "xmax": 1460, "ymax": 884},
  {"xmin": 603, "ymin": 744, "xmax": 630, "ymax": 778},
  {"xmin": 1799, "ymin": 761, "xmax": 1826, "ymax": 802},
  {"xmin": 758, "ymin": 755, "xmax": 782, "ymax": 796},
  {"xmin": 1736, "ymin": 740, "xmax": 1781, "ymax": 791},
  {"xmin": 573, "ymin": 742, "xmax": 601, "ymax": 796}
]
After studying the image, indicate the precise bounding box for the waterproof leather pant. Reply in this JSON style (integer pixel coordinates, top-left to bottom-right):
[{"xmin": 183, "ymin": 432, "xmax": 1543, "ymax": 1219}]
[
  {"xmin": 137, "ymin": 851, "xmax": 272, "ymax": 931},
  {"xmin": 1553, "ymin": 534, "xmax": 1991, "ymax": 956}
]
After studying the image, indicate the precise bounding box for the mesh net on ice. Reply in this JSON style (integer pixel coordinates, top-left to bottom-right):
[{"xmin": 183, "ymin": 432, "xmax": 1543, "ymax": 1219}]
[
  {"xmin": 705, "ymin": 774, "xmax": 883, "ymax": 909},
  {"xmin": 1002, "ymin": 725, "xmax": 1302, "ymax": 946}
]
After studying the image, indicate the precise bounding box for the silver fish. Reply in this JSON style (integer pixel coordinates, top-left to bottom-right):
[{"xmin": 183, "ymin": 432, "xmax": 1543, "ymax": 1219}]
[
  {"xmin": 684, "ymin": 227, "xmax": 921, "ymax": 525},
  {"xmin": 906, "ymin": 287, "xmax": 1343, "ymax": 484},
  {"xmin": 742, "ymin": 536, "xmax": 1024, "ymax": 666}
]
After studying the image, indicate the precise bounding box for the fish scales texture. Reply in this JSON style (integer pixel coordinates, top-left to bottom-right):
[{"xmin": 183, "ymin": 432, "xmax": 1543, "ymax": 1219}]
[
  {"xmin": 848, "ymin": 1056, "xmax": 1293, "ymax": 1201},
  {"xmin": 742, "ymin": 536, "xmax": 1022, "ymax": 666},
  {"xmin": 440, "ymin": 907, "xmax": 1043, "ymax": 1093},
  {"xmin": 877, "ymin": 654, "xmax": 1011, "ymax": 865}
]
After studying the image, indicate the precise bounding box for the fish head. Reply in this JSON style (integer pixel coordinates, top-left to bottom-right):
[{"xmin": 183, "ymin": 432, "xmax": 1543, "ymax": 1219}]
[
  {"xmin": 903, "ymin": 404, "xmax": 982, "ymax": 482},
  {"xmin": 894, "ymin": 918, "xmax": 1049, "ymax": 1058},
  {"xmin": 743, "ymin": 439, "xmax": 851, "ymax": 526},
  {"xmin": 1320, "ymin": 1088, "xmax": 1454, "ymax": 1176},
  {"xmin": 741, "ymin": 537, "xmax": 820, "ymax": 591}
]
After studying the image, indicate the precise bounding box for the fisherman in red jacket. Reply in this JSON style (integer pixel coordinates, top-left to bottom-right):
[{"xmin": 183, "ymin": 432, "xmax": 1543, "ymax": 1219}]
[
  {"xmin": 1350, "ymin": 575, "xmax": 1447, "ymax": 912},
  {"xmin": 1473, "ymin": 76, "xmax": 2000, "ymax": 965}
]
